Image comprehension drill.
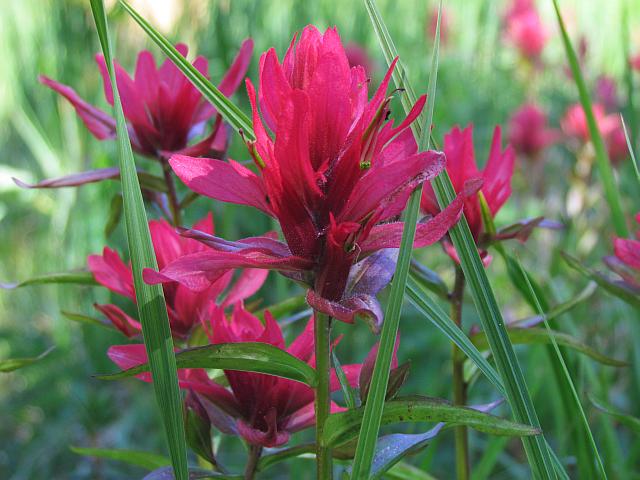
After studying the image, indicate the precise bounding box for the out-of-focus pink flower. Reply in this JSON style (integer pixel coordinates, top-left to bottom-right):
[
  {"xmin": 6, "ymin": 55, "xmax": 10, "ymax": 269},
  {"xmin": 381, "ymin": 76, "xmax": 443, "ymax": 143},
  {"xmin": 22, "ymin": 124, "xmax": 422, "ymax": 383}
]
[
  {"xmin": 421, "ymin": 125, "xmax": 514, "ymax": 263},
  {"xmin": 630, "ymin": 54, "xmax": 640, "ymax": 71},
  {"xmin": 345, "ymin": 42, "xmax": 374, "ymax": 76},
  {"xmin": 108, "ymin": 305, "xmax": 384, "ymax": 448},
  {"xmin": 595, "ymin": 75, "xmax": 619, "ymax": 112},
  {"xmin": 427, "ymin": 5, "xmax": 450, "ymax": 45},
  {"xmin": 40, "ymin": 41, "xmax": 253, "ymax": 159},
  {"xmin": 504, "ymin": 0, "xmax": 548, "ymax": 61},
  {"xmin": 144, "ymin": 25, "xmax": 466, "ymax": 328},
  {"xmin": 89, "ymin": 214, "xmax": 267, "ymax": 338},
  {"xmin": 606, "ymin": 122, "xmax": 629, "ymax": 165},
  {"xmin": 561, "ymin": 103, "xmax": 618, "ymax": 142},
  {"xmin": 561, "ymin": 103, "xmax": 627, "ymax": 164},
  {"xmin": 605, "ymin": 214, "xmax": 640, "ymax": 291},
  {"xmin": 508, "ymin": 103, "xmax": 558, "ymax": 159}
]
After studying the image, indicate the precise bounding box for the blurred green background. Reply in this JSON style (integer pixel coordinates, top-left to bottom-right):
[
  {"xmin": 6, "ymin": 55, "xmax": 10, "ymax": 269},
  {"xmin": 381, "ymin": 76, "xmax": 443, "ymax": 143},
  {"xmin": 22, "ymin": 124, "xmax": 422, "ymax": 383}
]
[{"xmin": 1, "ymin": 0, "xmax": 640, "ymax": 478}]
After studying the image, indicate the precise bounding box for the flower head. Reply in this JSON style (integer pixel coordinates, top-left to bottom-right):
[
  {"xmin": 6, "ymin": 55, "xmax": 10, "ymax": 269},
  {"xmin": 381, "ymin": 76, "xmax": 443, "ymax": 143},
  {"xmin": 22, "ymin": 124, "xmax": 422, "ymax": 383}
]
[
  {"xmin": 109, "ymin": 304, "xmax": 375, "ymax": 448},
  {"xmin": 89, "ymin": 214, "xmax": 267, "ymax": 338},
  {"xmin": 605, "ymin": 213, "xmax": 640, "ymax": 292},
  {"xmin": 144, "ymin": 26, "xmax": 465, "ymax": 328},
  {"xmin": 504, "ymin": 0, "xmax": 548, "ymax": 61},
  {"xmin": 561, "ymin": 103, "xmax": 628, "ymax": 165},
  {"xmin": 40, "ymin": 41, "xmax": 253, "ymax": 159},
  {"xmin": 421, "ymin": 125, "xmax": 515, "ymax": 263},
  {"xmin": 508, "ymin": 103, "xmax": 558, "ymax": 160}
]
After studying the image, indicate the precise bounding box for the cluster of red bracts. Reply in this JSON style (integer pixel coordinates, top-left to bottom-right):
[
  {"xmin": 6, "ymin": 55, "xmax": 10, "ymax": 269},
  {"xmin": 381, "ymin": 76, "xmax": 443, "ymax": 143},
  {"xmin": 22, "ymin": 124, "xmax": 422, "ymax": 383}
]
[
  {"xmin": 143, "ymin": 26, "xmax": 469, "ymax": 329},
  {"xmin": 605, "ymin": 213, "xmax": 640, "ymax": 293},
  {"xmin": 36, "ymin": 24, "xmax": 542, "ymax": 451}
]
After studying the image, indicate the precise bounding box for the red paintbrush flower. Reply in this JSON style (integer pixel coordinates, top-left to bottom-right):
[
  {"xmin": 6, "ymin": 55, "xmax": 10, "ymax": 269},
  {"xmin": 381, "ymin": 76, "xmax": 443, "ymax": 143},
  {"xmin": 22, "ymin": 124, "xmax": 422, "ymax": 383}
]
[
  {"xmin": 89, "ymin": 214, "xmax": 267, "ymax": 338},
  {"xmin": 143, "ymin": 26, "xmax": 465, "ymax": 329},
  {"xmin": 108, "ymin": 304, "xmax": 386, "ymax": 448},
  {"xmin": 39, "ymin": 40, "xmax": 253, "ymax": 159},
  {"xmin": 421, "ymin": 125, "xmax": 515, "ymax": 264},
  {"xmin": 508, "ymin": 103, "xmax": 558, "ymax": 160},
  {"xmin": 605, "ymin": 214, "xmax": 640, "ymax": 292},
  {"xmin": 561, "ymin": 103, "xmax": 628, "ymax": 165},
  {"xmin": 503, "ymin": 0, "xmax": 548, "ymax": 61}
]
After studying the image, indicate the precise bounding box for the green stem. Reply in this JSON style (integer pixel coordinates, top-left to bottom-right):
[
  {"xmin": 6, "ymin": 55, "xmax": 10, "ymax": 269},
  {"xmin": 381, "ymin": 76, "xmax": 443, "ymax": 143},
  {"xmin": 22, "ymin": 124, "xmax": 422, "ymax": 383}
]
[
  {"xmin": 244, "ymin": 445, "xmax": 262, "ymax": 480},
  {"xmin": 160, "ymin": 156, "xmax": 182, "ymax": 226},
  {"xmin": 451, "ymin": 265, "xmax": 469, "ymax": 480},
  {"xmin": 314, "ymin": 311, "xmax": 333, "ymax": 479}
]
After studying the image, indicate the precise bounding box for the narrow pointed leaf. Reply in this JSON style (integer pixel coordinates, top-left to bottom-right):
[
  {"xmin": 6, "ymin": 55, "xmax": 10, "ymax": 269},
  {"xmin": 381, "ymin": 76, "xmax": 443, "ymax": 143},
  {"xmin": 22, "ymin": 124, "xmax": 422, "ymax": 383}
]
[
  {"xmin": 562, "ymin": 252, "xmax": 640, "ymax": 308},
  {"xmin": 142, "ymin": 467, "xmax": 242, "ymax": 480},
  {"xmin": 119, "ymin": 0, "xmax": 254, "ymax": 140},
  {"xmin": 324, "ymin": 396, "xmax": 540, "ymax": 448},
  {"xmin": 406, "ymin": 274, "xmax": 505, "ymax": 394},
  {"xmin": 514, "ymin": 255, "xmax": 608, "ymax": 478},
  {"xmin": 0, "ymin": 346, "xmax": 54, "ymax": 373},
  {"xmin": 105, "ymin": 194, "xmax": 123, "ymax": 237},
  {"xmin": 61, "ymin": 310, "xmax": 113, "ymax": 330},
  {"xmin": 350, "ymin": 4, "xmax": 442, "ymax": 478},
  {"xmin": 70, "ymin": 446, "xmax": 170, "ymax": 471},
  {"xmin": 333, "ymin": 351, "xmax": 356, "ymax": 409},
  {"xmin": 621, "ymin": 116, "xmax": 640, "ymax": 186},
  {"xmin": 469, "ymin": 327, "xmax": 627, "ymax": 367},
  {"xmin": 88, "ymin": 2, "xmax": 188, "ymax": 478},
  {"xmin": 12, "ymin": 168, "xmax": 168, "ymax": 192},
  {"xmin": 97, "ymin": 342, "xmax": 318, "ymax": 387},
  {"xmin": 363, "ymin": 0, "xmax": 558, "ymax": 476},
  {"xmin": 589, "ymin": 394, "xmax": 640, "ymax": 434},
  {"xmin": 511, "ymin": 282, "xmax": 597, "ymax": 329},
  {"xmin": 552, "ymin": 0, "xmax": 628, "ymax": 237},
  {"xmin": 0, "ymin": 271, "xmax": 97, "ymax": 289}
]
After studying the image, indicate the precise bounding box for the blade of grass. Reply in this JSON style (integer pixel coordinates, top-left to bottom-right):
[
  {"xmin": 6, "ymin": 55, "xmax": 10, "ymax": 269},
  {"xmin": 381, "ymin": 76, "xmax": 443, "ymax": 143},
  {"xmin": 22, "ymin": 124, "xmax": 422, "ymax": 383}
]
[
  {"xmin": 552, "ymin": 0, "xmax": 628, "ymax": 237},
  {"xmin": 88, "ymin": 2, "xmax": 188, "ymax": 479},
  {"xmin": 515, "ymin": 255, "xmax": 607, "ymax": 478},
  {"xmin": 622, "ymin": 2, "xmax": 637, "ymax": 150},
  {"xmin": 349, "ymin": 4, "xmax": 441, "ymax": 479},
  {"xmin": 118, "ymin": 0, "xmax": 254, "ymax": 140},
  {"xmin": 406, "ymin": 274, "xmax": 505, "ymax": 395},
  {"xmin": 621, "ymin": 116, "xmax": 640, "ymax": 186},
  {"xmin": 364, "ymin": 0, "xmax": 558, "ymax": 477}
]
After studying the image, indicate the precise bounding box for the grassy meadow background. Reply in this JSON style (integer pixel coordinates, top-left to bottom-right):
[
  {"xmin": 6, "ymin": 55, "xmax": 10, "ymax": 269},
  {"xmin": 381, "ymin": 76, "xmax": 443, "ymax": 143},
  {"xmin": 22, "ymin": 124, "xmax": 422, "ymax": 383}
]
[{"xmin": 1, "ymin": 0, "xmax": 640, "ymax": 478}]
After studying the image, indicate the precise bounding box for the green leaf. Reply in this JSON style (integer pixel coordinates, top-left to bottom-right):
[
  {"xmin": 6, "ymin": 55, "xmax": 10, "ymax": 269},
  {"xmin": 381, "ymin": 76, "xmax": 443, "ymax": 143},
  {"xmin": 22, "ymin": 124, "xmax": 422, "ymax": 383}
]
[
  {"xmin": 332, "ymin": 351, "xmax": 356, "ymax": 409},
  {"xmin": 362, "ymin": 0, "xmax": 559, "ymax": 476},
  {"xmin": 61, "ymin": 310, "xmax": 113, "ymax": 330},
  {"xmin": 409, "ymin": 260, "xmax": 449, "ymax": 299},
  {"xmin": 350, "ymin": 3, "xmax": 442, "ymax": 478},
  {"xmin": 97, "ymin": 342, "xmax": 318, "ymax": 387},
  {"xmin": 589, "ymin": 394, "xmax": 640, "ymax": 434},
  {"xmin": 621, "ymin": 115, "xmax": 640, "ymax": 187},
  {"xmin": 105, "ymin": 193, "xmax": 123, "ymax": 237},
  {"xmin": 88, "ymin": 2, "xmax": 188, "ymax": 479},
  {"xmin": 0, "ymin": 271, "xmax": 97, "ymax": 289},
  {"xmin": 385, "ymin": 461, "xmax": 438, "ymax": 480},
  {"xmin": 562, "ymin": 252, "xmax": 640, "ymax": 309},
  {"xmin": 0, "ymin": 346, "xmax": 55, "ymax": 372},
  {"xmin": 469, "ymin": 327, "xmax": 627, "ymax": 367},
  {"xmin": 257, "ymin": 444, "xmax": 316, "ymax": 472},
  {"xmin": 513, "ymin": 255, "xmax": 608, "ymax": 478},
  {"xmin": 552, "ymin": 0, "xmax": 628, "ymax": 237},
  {"xmin": 118, "ymin": 0, "xmax": 254, "ymax": 140},
  {"xmin": 406, "ymin": 274, "xmax": 505, "ymax": 395},
  {"xmin": 511, "ymin": 282, "xmax": 597, "ymax": 329},
  {"xmin": 70, "ymin": 446, "xmax": 170, "ymax": 471},
  {"xmin": 142, "ymin": 467, "xmax": 242, "ymax": 480},
  {"xmin": 254, "ymin": 295, "xmax": 307, "ymax": 322},
  {"xmin": 324, "ymin": 396, "xmax": 540, "ymax": 448}
]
